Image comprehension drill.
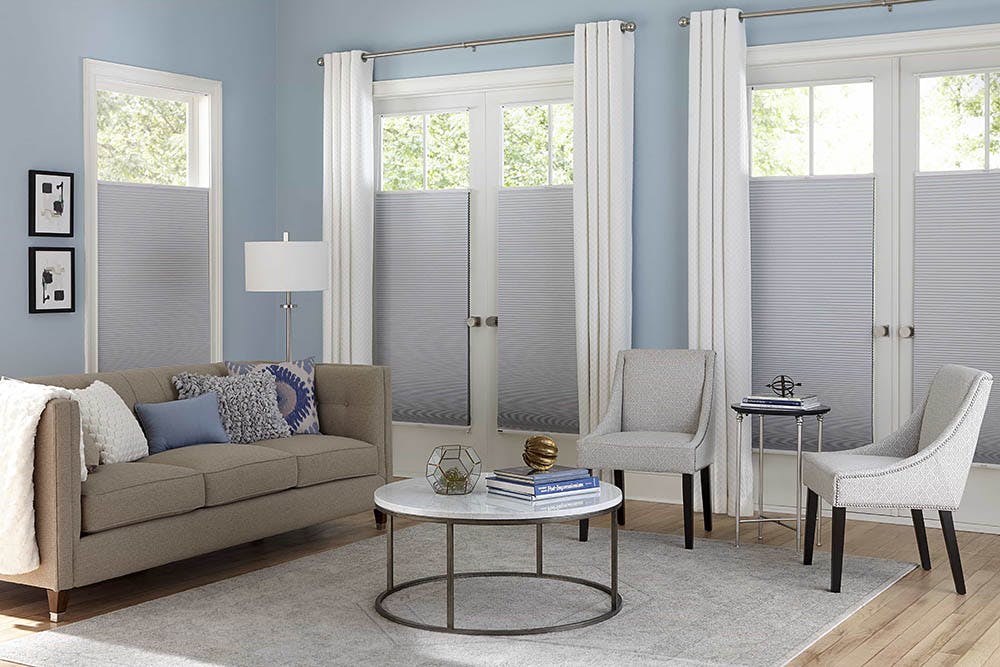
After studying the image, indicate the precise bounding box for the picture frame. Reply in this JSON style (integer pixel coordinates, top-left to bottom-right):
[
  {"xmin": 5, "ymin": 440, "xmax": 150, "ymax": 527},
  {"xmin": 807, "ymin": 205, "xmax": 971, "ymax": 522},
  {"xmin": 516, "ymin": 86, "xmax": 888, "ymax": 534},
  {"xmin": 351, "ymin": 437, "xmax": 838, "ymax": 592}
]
[
  {"xmin": 28, "ymin": 170, "xmax": 74, "ymax": 237},
  {"xmin": 28, "ymin": 247, "xmax": 75, "ymax": 314}
]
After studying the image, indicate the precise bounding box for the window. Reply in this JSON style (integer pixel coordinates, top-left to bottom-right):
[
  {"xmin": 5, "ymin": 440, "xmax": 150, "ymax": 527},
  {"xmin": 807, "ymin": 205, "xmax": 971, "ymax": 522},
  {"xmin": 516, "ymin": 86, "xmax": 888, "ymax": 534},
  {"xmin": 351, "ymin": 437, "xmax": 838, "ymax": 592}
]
[
  {"xmin": 919, "ymin": 72, "xmax": 1000, "ymax": 171},
  {"xmin": 380, "ymin": 111, "xmax": 469, "ymax": 190},
  {"xmin": 502, "ymin": 103, "xmax": 573, "ymax": 187},
  {"xmin": 751, "ymin": 82, "xmax": 873, "ymax": 176},
  {"xmin": 84, "ymin": 60, "xmax": 221, "ymax": 372}
]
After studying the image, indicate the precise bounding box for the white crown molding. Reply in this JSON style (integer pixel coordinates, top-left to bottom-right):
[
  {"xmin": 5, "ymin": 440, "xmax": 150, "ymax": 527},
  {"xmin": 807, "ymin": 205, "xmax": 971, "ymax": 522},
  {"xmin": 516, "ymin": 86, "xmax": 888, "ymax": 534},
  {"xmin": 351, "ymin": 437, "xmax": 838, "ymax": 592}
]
[
  {"xmin": 373, "ymin": 64, "xmax": 572, "ymax": 99},
  {"xmin": 749, "ymin": 21, "xmax": 1000, "ymax": 67}
]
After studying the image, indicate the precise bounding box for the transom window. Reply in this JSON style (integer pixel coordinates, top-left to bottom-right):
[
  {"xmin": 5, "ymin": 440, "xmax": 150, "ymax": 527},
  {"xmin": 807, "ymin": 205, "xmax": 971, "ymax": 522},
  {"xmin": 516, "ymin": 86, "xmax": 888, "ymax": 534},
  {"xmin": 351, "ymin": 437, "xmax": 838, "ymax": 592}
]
[
  {"xmin": 751, "ymin": 81, "xmax": 873, "ymax": 177},
  {"xmin": 919, "ymin": 72, "xmax": 1000, "ymax": 172},
  {"xmin": 501, "ymin": 102, "xmax": 573, "ymax": 187},
  {"xmin": 379, "ymin": 111, "xmax": 470, "ymax": 191}
]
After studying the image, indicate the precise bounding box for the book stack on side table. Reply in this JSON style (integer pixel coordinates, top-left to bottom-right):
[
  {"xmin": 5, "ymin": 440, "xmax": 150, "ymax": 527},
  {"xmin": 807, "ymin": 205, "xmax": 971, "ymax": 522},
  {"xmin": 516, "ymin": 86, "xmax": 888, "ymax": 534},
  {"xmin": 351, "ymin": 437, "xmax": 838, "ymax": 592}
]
[
  {"xmin": 486, "ymin": 465, "xmax": 599, "ymax": 502},
  {"xmin": 740, "ymin": 394, "xmax": 820, "ymax": 410}
]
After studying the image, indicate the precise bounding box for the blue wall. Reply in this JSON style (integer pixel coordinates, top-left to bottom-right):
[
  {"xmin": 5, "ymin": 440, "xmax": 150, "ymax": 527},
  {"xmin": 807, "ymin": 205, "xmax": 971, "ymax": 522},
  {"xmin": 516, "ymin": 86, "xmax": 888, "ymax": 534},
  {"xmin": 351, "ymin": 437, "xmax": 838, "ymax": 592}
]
[
  {"xmin": 0, "ymin": 0, "xmax": 278, "ymax": 377},
  {"xmin": 275, "ymin": 0, "xmax": 1000, "ymax": 360}
]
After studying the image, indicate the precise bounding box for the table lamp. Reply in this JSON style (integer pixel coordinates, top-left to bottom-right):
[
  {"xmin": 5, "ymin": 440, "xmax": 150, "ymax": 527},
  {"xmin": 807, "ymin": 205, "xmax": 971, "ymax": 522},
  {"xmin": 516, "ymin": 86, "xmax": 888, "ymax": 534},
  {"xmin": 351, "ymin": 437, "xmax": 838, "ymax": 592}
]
[{"xmin": 245, "ymin": 232, "xmax": 329, "ymax": 361}]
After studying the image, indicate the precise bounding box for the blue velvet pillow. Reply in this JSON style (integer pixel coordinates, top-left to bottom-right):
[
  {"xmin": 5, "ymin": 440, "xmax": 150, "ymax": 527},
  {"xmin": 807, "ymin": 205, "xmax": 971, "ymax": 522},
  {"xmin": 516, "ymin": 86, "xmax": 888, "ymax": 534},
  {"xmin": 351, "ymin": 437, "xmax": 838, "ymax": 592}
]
[{"xmin": 135, "ymin": 392, "xmax": 230, "ymax": 454}]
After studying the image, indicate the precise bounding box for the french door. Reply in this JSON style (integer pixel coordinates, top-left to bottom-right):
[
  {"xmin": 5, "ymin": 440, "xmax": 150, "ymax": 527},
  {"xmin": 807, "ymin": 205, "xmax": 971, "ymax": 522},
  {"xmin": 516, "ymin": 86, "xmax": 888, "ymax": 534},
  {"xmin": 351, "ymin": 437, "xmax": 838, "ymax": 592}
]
[{"xmin": 372, "ymin": 68, "xmax": 578, "ymax": 476}]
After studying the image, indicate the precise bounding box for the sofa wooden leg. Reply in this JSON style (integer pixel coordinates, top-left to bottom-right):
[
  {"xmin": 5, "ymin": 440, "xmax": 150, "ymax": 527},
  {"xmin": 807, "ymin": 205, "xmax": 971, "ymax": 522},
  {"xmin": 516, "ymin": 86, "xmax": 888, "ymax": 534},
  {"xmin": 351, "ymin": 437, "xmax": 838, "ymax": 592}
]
[
  {"xmin": 47, "ymin": 590, "xmax": 69, "ymax": 623},
  {"xmin": 830, "ymin": 507, "xmax": 846, "ymax": 593},
  {"xmin": 940, "ymin": 510, "xmax": 966, "ymax": 594},
  {"xmin": 911, "ymin": 509, "xmax": 932, "ymax": 571},
  {"xmin": 373, "ymin": 508, "xmax": 387, "ymax": 530},
  {"xmin": 803, "ymin": 490, "xmax": 818, "ymax": 566},
  {"xmin": 613, "ymin": 469, "xmax": 625, "ymax": 526},
  {"xmin": 700, "ymin": 465, "xmax": 713, "ymax": 532},
  {"xmin": 579, "ymin": 518, "xmax": 590, "ymax": 542},
  {"xmin": 682, "ymin": 473, "xmax": 694, "ymax": 549}
]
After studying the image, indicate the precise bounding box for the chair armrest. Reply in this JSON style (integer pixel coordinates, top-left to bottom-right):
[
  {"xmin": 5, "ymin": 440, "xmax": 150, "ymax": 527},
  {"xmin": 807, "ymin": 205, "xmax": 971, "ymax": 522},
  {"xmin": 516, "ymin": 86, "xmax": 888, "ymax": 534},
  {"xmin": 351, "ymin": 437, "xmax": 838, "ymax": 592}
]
[
  {"xmin": 2, "ymin": 398, "xmax": 80, "ymax": 591},
  {"xmin": 850, "ymin": 395, "xmax": 926, "ymax": 458},
  {"xmin": 314, "ymin": 364, "xmax": 392, "ymax": 482}
]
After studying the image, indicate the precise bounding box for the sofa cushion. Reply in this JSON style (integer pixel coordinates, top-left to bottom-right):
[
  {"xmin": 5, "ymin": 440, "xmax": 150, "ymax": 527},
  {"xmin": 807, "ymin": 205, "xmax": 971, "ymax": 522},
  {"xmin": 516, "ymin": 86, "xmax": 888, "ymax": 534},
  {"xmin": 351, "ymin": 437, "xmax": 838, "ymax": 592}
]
[
  {"xmin": 255, "ymin": 435, "xmax": 379, "ymax": 487},
  {"xmin": 81, "ymin": 462, "xmax": 205, "ymax": 534},
  {"xmin": 144, "ymin": 444, "xmax": 297, "ymax": 506}
]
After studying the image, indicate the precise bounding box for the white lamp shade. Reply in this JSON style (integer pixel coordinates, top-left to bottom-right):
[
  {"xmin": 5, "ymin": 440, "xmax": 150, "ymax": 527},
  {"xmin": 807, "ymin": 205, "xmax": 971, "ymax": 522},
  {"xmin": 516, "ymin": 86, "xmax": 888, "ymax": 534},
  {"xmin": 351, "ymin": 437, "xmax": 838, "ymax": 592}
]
[{"xmin": 245, "ymin": 240, "xmax": 329, "ymax": 292}]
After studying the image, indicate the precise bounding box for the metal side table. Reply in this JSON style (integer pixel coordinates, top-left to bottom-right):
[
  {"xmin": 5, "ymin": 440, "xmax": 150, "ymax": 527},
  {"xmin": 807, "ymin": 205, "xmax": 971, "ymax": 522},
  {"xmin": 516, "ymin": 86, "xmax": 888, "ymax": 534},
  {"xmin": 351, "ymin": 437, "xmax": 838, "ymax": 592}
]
[{"xmin": 730, "ymin": 403, "xmax": 831, "ymax": 551}]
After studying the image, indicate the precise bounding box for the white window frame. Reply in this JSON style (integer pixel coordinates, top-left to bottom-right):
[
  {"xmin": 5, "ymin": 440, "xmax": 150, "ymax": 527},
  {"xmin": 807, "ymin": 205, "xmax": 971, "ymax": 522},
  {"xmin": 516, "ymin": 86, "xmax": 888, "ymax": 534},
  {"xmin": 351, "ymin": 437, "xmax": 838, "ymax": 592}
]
[
  {"xmin": 499, "ymin": 100, "xmax": 574, "ymax": 189},
  {"xmin": 377, "ymin": 107, "xmax": 472, "ymax": 193},
  {"xmin": 82, "ymin": 59, "xmax": 223, "ymax": 371}
]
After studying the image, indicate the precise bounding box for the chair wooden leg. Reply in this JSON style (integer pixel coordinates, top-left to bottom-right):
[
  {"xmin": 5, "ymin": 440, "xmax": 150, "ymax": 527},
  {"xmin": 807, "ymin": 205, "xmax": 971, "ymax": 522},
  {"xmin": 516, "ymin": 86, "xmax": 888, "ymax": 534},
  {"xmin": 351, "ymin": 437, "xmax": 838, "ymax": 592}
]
[
  {"xmin": 911, "ymin": 509, "xmax": 932, "ymax": 571},
  {"xmin": 47, "ymin": 590, "xmax": 69, "ymax": 623},
  {"xmin": 803, "ymin": 490, "xmax": 818, "ymax": 566},
  {"xmin": 682, "ymin": 473, "xmax": 694, "ymax": 549},
  {"xmin": 373, "ymin": 508, "xmax": 387, "ymax": 530},
  {"xmin": 613, "ymin": 469, "xmax": 625, "ymax": 526},
  {"xmin": 940, "ymin": 510, "xmax": 966, "ymax": 594},
  {"xmin": 700, "ymin": 465, "xmax": 713, "ymax": 532},
  {"xmin": 830, "ymin": 507, "xmax": 846, "ymax": 593},
  {"xmin": 579, "ymin": 468, "xmax": 593, "ymax": 542}
]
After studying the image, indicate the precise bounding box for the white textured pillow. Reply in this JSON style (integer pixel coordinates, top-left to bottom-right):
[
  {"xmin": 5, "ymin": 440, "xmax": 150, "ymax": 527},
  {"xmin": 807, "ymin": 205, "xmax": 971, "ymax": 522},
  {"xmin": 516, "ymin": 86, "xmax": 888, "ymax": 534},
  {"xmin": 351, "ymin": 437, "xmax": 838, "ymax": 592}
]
[{"xmin": 73, "ymin": 381, "xmax": 148, "ymax": 465}]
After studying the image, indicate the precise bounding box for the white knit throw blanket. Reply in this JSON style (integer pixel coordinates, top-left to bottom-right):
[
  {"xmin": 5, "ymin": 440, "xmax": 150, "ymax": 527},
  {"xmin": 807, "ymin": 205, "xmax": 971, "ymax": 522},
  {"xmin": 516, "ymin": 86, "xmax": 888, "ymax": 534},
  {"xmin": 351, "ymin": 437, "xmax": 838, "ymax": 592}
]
[{"xmin": 0, "ymin": 380, "xmax": 80, "ymax": 575}]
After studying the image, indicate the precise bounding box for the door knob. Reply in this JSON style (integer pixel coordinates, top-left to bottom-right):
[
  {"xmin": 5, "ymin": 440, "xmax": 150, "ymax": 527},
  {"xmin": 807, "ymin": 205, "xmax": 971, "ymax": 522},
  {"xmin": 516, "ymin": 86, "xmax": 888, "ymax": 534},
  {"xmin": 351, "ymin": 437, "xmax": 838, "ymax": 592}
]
[
  {"xmin": 466, "ymin": 316, "xmax": 482, "ymax": 328},
  {"xmin": 899, "ymin": 325, "xmax": 915, "ymax": 339},
  {"xmin": 874, "ymin": 324, "xmax": 890, "ymax": 338},
  {"xmin": 485, "ymin": 316, "xmax": 498, "ymax": 327}
]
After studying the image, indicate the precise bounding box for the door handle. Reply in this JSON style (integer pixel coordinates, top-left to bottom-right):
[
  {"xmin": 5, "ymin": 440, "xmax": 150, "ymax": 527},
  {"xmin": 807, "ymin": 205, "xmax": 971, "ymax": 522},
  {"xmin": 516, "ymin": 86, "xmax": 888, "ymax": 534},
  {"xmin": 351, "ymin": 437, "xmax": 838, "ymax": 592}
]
[
  {"xmin": 466, "ymin": 316, "xmax": 482, "ymax": 328},
  {"xmin": 485, "ymin": 316, "xmax": 498, "ymax": 328},
  {"xmin": 874, "ymin": 324, "xmax": 890, "ymax": 338},
  {"xmin": 899, "ymin": 325, "xmax": 915, "ymax": 339}
]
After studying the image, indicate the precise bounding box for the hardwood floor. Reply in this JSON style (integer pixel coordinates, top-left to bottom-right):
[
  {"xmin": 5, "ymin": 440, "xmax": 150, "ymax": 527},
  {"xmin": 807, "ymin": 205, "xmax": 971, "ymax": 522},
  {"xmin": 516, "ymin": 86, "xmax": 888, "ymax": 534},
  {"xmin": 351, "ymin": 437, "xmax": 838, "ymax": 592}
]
[{"xmin": 1, "ymin": 498, "xmax": 999, "ymax": 665}]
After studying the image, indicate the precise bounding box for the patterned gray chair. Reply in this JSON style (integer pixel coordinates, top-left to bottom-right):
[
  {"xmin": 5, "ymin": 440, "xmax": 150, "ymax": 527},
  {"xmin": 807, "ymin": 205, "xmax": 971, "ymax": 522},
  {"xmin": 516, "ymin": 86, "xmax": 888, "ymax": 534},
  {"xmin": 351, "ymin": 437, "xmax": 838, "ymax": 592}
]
[
  {"xmin": 802, "ymin": 364, "xmax": 993, "ymax": 594},
  {"xmin": 576, "ymin": 349, "xmax": 716, "ymax": 549}
]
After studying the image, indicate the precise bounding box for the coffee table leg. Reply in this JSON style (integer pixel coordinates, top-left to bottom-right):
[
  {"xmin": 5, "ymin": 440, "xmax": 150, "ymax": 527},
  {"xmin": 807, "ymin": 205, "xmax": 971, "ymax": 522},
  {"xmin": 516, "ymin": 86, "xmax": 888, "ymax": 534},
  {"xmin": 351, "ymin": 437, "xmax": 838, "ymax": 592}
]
[
  {"xmin": 386, "ymin": 514, "xmax": 394, "ymax": 590},
  {"xmin": 536, "ymin": 524, "xmax": 543, "ymax": 575},
  {"xmin": 446, "ymin": 521, "xmax": 455, "ymax": 630},
  {"xmin": 611, "ymin": 508, "xmax": 619, "ymax": 608},
  {"xmin": 735, "ymin": 414, "xmax": 743, "ymax": 547}
]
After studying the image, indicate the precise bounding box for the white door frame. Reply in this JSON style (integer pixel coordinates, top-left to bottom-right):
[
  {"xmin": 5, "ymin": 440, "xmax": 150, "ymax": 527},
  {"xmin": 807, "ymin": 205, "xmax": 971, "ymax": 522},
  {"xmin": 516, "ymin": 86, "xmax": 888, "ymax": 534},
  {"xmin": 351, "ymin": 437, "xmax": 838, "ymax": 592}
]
[{"xmin": 82, "ymin": 59, "xmax": 223, "ymax": 372}]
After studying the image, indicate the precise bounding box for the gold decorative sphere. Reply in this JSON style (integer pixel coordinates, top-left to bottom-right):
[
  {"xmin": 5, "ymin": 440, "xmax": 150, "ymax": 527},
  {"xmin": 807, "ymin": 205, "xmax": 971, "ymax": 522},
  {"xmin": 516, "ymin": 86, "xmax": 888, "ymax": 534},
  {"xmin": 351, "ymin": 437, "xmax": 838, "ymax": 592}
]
[{"xmin": 523, "ymin": 435, "xmax": 558, "ymax": 472}]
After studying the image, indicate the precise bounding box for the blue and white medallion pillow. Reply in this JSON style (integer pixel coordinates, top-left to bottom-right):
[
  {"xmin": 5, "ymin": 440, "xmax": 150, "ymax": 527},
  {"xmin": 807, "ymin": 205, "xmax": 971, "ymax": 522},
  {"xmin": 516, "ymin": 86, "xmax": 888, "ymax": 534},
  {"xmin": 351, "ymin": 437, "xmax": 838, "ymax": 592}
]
[{"xmin": 225, "ymin": 357, "xmax": 320, "ymax": 435}]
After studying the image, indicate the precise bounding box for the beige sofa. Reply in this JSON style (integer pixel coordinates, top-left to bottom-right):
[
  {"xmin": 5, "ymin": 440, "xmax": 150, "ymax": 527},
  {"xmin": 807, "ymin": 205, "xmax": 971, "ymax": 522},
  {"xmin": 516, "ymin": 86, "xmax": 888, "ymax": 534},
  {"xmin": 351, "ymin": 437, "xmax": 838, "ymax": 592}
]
[{"xmin": 4, "ymin": 362, "xmax": 391, "ymax": 622}]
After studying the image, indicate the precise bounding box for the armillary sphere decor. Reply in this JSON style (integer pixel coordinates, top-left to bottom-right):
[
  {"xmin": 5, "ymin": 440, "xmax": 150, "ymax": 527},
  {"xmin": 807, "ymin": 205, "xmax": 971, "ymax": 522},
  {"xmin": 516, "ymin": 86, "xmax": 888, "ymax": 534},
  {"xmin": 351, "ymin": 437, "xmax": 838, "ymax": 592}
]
[
  {"xmin": 426, "ymin": 445, "xmax": 482, "ymax": 495},
  {"xmin": 523, "ymin": 435, "xmax": 559, "ymax": 471},
  {"xmin": 766, "ymin": 374, "xmax": 802, "ymax": 398}
]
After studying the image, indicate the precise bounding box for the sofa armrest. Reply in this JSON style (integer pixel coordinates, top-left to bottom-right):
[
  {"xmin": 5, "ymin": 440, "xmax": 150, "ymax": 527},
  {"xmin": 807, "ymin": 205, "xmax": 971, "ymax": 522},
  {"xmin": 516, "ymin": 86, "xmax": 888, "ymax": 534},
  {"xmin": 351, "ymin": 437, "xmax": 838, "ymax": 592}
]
[
  {"xmin": 314, "ymin": 364, "xmax": 392, "ymax": 483},
  {"xmin": 2, "ymin": 398, "xmax": 80, "ymax": 592}
]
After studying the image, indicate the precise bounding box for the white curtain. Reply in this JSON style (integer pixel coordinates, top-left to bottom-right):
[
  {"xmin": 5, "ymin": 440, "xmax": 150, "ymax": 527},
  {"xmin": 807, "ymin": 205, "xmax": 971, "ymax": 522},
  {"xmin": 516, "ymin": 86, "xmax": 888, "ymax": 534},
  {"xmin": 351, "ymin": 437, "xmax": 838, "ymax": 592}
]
[
  {"xmin": 573, "ymin": 20, "xmax": 635, "ymax": 436},
  {"xmin": 322, "ymin": 51, "xmax": 375, "ymax": 364},
  {"xmin": 687, "ymin": 9, "xmax": 753, "ymax": 516}
]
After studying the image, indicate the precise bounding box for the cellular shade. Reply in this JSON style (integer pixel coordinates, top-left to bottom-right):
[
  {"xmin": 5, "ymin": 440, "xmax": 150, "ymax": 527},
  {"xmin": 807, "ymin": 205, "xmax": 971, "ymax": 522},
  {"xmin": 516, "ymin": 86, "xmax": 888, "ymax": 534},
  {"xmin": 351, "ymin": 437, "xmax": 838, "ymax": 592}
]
[
  {"xmin": 914, "ymin": 172, "xmax": 1000, "ymax": 464},
  {"xmin": 97, "ymin": 181, "xmax": 210, "ymax": 371},
  {"xmin": 374, "ymin": 191, "xmax": 470, "ymax": 426},
  {"xmin": 496, "ymin": 187, "xmax": 578, "ymax": 433},
  {"xmin": 749, "ymin": 177, "xmax": 875, "ymax": 451}
]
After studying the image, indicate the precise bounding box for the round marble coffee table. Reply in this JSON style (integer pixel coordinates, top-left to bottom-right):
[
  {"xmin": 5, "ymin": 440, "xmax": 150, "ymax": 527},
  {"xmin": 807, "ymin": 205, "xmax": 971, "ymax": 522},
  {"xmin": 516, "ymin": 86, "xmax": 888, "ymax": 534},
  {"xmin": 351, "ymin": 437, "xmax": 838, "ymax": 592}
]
[{"xmin": 373, "ymin": 477, "xmax": 623, "ymax": 635}]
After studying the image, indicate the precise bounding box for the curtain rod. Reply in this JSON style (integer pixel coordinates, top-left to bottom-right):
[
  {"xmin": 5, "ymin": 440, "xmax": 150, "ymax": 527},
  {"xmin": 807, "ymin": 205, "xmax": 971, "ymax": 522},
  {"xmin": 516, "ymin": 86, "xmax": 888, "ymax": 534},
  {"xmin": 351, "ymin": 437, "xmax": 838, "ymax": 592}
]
[
  {"xmin": 317, "ymin": 21, "xmax": 637, "ymax": 66},
  {"xmin": 677, "ymin": 0, "xmax": 933, "ymax": 28}
]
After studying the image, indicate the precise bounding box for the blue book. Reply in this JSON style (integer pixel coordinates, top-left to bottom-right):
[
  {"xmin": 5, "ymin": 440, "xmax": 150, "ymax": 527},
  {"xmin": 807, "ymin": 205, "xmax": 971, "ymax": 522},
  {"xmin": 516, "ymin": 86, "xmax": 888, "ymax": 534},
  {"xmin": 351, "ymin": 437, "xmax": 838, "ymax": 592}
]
[
  {"xmin": 485, "ymin": 475, "xmax": 599, "ymax": 497},
  {"xmin": 487, "ymin": 486, "xmax": 601, "ymax": 502},
  {"xmin": 492, "ymin": 465, "xmax": 591, "ymax": 484}
]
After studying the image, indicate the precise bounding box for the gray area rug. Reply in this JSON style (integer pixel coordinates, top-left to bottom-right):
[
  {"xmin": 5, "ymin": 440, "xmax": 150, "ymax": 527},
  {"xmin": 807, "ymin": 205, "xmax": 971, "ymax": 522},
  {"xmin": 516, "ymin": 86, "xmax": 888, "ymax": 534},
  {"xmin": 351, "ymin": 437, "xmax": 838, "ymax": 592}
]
[{"xmin": 0, "ymin": 524, "xmax": 914, "ymax": 666}]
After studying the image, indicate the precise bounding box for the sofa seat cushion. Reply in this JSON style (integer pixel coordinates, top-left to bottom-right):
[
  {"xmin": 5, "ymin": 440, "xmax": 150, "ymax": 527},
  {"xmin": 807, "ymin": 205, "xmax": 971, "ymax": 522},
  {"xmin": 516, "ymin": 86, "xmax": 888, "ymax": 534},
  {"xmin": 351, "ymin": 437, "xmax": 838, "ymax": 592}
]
[
  {"xmin": 81, "ymin": 462, "xmax": 205, "ymax": 534},
  {"xmin": 254, "ymin": 435, "xmax": 379, "ymax": 487},
  {"xmin": 144, "ymin": 444, "xmax": 297, "ymax": 506}
]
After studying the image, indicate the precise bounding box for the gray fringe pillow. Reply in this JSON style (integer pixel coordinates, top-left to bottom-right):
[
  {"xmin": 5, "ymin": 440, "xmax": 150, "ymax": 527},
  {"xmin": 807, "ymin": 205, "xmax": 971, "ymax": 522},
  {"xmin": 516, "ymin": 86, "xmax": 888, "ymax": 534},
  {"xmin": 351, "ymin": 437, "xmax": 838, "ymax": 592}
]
[{"xmin": 172, "ymin": 371, "xmax": 290, "ymax": 444}]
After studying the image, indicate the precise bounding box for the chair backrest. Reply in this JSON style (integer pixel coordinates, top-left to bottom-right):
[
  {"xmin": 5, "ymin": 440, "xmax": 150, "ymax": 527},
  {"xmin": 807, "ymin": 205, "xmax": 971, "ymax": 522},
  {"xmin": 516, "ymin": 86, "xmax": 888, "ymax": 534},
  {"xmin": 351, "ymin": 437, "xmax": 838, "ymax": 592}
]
[
  {"xmin": 619, "ymin": 349, "xmax": 714, "ymax": 433},
  {"xmin": 918, "ymin": 364, "xmax": 993, "ymax": 451}
]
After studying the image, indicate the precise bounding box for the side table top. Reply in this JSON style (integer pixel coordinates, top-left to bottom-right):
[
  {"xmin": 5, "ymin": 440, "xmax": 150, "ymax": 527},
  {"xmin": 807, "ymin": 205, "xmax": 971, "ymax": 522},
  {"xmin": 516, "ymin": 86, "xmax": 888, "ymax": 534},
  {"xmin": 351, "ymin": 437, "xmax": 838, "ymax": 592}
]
[
  {"xmin": 730, "ymin": 403, "xmax": 831, "ymax": 417},
  {"xmin": 374, "ymin": 477, "xmax": 622, "ymax": 522}
]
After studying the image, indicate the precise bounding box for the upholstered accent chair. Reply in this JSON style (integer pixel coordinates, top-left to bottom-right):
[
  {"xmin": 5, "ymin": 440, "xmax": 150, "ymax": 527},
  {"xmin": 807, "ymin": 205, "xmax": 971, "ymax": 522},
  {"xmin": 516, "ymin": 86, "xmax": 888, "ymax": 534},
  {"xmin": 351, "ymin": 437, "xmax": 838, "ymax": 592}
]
[
  {"xmin": 576, "ymin": 349, "xmax": 716, "ymax": 549},
  {"xmin": 802, "ymin": 364, "xmax": 993, "ymax": 594}
]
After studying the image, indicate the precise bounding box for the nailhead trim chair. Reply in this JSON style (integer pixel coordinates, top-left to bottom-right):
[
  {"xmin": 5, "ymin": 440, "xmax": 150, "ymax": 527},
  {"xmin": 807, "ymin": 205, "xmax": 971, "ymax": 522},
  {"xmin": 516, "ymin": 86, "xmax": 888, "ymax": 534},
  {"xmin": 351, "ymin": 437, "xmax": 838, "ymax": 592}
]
[
  {"xmin": 801, "ymin": 364, "xmax": 993, "ymax": 594},
  {"xmin": 576, "ymin": 349, "xmax": 716, "ymax": 549}
]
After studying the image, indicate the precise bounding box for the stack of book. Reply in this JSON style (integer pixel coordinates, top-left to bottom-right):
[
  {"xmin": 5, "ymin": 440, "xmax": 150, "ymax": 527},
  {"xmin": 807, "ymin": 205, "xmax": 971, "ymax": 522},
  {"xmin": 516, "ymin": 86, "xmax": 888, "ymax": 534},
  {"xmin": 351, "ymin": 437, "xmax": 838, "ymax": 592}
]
[
  {"xmin": 485, "ymin": 465, "xmax": 599, "ymax": 502},
  {"xmin": 741, "ymin": 393, "xmax": 820, "ymax": 410}
]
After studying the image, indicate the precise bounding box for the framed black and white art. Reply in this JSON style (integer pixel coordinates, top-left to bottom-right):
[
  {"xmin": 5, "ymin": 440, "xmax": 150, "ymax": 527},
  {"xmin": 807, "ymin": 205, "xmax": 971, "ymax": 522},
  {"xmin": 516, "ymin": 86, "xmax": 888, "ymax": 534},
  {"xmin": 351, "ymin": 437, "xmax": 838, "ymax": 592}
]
[
  {"xmin": 28, "ymin": 247, "xmax": 75, "ymax": 314},
  {"xmin": 28, "ymin": 170, "xmax": 74, "ymax": 237}
]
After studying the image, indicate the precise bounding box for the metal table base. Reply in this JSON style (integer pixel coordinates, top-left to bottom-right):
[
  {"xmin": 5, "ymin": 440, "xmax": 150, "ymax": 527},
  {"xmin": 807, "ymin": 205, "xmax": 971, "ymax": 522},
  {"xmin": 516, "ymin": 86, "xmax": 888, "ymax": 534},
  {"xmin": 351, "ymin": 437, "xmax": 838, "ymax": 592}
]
[{"xmin": 375, "ymin": 507, "xmax": 623, "ymax": 636}]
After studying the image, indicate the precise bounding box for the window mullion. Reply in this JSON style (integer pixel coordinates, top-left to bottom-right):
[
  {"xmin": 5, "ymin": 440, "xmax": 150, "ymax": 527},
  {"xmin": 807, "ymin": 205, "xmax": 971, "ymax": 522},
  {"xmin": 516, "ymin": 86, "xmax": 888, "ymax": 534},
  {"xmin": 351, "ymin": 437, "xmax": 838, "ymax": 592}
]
[
  {"xmin": 985, "ymin": 73, "xmax": 992, "ymax": 171},
  {"xmin": 809, "ymin": 86, "xmax": 815, "ymax": 176},
  {"xmin": 547, "ymin": 104, "xmax": 554, "ymax": 186},
  {"xmin": 423, "ymin": 114, "xmax": 429, "ymax": 190}
]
